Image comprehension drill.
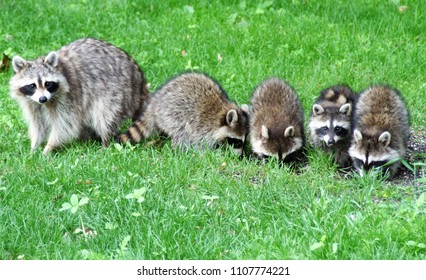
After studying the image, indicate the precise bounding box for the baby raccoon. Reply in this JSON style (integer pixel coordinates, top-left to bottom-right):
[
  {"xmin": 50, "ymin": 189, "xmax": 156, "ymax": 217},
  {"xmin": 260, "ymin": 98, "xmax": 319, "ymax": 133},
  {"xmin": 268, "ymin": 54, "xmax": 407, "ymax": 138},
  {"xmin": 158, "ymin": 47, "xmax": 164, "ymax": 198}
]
[
  {"xmin": 309, "ymin": 85, "xmax": 357, "ymax": 168},
  {"xmin": 9, "ymin": 37, "xmax": 149, "ymax": 155},
  {"xmin": 349, "ymin": 85, "xmax": 410, "ymax": 177},
  {"xmin": 117, "ymin": 72, "xmax": 249, "ymax": 155},
  {"xmin": 249, "ymin": 78, "xmax": 305, "ymax": 163}
]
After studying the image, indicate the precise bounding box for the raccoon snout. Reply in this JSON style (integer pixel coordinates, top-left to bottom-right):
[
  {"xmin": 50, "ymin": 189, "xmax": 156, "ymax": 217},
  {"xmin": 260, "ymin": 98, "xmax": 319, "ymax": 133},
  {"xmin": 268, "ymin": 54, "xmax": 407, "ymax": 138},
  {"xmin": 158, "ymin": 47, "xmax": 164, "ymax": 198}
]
[
  {"xmin": 326, "ymin": 139, "xmax": 335, "ymax": 146},
  {"xmin": 39, "ymin": 96, "xmax": 48, "ymax": 103}
]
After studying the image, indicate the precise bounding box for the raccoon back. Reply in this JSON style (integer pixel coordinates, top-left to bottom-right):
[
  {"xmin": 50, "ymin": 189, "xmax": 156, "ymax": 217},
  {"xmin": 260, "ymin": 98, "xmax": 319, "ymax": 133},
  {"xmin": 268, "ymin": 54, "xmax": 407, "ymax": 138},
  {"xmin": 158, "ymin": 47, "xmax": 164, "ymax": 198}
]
[
  {"xmin": 57, "ymin": 38, "xmax": 149, "ymax": 120},
  {"xmin": 354, "ymin": 85, "xmax": 409, "ymax": 147},
  {"xmin": 119, "ymin": 72, "xmax": 248, "ymax": 149},
  {"xmin": 250, "ymin": 78, "xmax": 304, "ymax": 137},
  {"xmin": 152, "ymin": 72, "xmax": 236, "ymax": 133},
  {"xmin": 249, "ymin": 78, "xmax": 305, "ymax": 160}
]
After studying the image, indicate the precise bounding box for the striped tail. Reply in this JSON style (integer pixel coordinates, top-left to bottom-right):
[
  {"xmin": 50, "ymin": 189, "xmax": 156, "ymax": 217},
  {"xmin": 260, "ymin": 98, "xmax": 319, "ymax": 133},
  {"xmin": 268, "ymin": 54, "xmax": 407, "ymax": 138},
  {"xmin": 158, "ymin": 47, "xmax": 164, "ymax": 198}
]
[{"xmin": 116, "ymin": 117, "xmax": 149, "ymax": 145}]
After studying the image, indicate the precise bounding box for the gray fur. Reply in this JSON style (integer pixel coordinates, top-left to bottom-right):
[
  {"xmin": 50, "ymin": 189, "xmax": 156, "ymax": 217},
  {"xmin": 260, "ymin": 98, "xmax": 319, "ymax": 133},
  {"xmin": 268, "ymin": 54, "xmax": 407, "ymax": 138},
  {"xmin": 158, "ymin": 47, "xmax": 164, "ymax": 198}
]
[
  {"xmin": 9, "ymin": 38, "xmax": 149, "ymax": 154},
  {"xmin": 309, "ymin": 85, "xmax": 357, "ymax": 168},
  {"xmin": 118, "ymin": 72, "xmax": 249, "ymax": 155}
]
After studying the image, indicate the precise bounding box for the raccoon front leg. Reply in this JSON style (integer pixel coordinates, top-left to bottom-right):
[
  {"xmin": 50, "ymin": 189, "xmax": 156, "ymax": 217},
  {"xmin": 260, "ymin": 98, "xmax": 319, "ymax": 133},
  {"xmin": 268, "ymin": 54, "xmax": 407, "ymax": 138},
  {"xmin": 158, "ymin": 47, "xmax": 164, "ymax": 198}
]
[
  {"xmin": 43, "ymin": 134, "xmax": 60, "ymax": 155},
  {"xmin": 17, "ymin": 99, "xmax": 49, "ymax": 152},
  {"xmin": 43, "ymin": 119, "xmax": 81, "ymax": 155},
  {"xmin": 43, "ymin": 133, "xmax": 71, "ymax": 155},
  {"xmin": 43, "ymin": 131, "xmax": 66, "ymax": 155},
  {"xmin": 29, "ymin": 119, "xmax": 47, "ymax": 151},
  {"xmin": 22, "ymin": 105, "xmax": 48, "ymax": 151}
]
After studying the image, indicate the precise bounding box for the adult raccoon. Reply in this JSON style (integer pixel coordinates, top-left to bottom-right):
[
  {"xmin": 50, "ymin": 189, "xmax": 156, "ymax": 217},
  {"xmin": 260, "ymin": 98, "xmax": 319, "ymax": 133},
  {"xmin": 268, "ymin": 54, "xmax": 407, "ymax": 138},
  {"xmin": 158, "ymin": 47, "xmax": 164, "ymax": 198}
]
[{"xmin": 9, "ymin": 37, "xmax": 149, "ymax": 154}]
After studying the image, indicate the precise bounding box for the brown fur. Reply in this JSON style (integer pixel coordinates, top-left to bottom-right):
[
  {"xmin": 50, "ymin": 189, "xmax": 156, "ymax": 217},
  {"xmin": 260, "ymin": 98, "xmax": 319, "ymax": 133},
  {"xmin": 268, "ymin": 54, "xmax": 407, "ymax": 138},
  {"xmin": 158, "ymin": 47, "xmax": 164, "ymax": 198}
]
[
  {"xmin": 118, "ymin": 72, "xmax": 249, "ymax": 154},
  {"xmin": 249, "ymin": 78, "xmax": 305, "ymax": 162},
  {"xmin": 349, "ymin": 85, "xmax": 409, "ymax": 177}
]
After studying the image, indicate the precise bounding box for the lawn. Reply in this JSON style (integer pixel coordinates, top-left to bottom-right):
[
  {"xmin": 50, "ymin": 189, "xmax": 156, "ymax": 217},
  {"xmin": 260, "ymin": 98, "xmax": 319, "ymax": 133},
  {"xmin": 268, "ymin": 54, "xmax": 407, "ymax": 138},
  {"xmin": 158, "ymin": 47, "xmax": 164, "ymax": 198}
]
[{"xmin": 0, "ymin": 0, "xmax": 425, "ymax": 260}]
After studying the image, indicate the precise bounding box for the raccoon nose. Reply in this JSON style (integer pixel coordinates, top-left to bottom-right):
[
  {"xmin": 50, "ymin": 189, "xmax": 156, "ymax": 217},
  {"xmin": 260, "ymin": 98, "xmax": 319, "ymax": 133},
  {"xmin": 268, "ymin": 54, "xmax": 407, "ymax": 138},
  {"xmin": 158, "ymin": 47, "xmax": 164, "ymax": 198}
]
[
  {"xmin": 363, "ymin": 164, "xmax": 370, "ymax": 172},
  {"xmin": 39, "ymin": 96, "xmax": 48, "ymax": 103},
  {"xmin": 327, "ymin": 139, "xmax": 335, "ymax": 146}
]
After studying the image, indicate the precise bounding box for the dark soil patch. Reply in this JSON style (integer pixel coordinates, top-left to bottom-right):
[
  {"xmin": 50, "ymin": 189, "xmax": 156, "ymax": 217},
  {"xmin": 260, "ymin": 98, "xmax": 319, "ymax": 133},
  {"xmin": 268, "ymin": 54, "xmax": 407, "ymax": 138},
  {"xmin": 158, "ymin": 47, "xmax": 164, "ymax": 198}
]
[{"xmin": 392, "ymin": 129, "xmax": 426, "ymax": 187}]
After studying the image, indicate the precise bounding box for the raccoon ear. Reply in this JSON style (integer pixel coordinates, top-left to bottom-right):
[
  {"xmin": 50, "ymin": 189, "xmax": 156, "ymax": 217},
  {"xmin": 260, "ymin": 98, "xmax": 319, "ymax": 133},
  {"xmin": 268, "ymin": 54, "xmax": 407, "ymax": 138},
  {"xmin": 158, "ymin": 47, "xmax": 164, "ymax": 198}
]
[
  {"xmin": 12, "ymin": 56, "xmax": 27, "ymax": 73},
  {"xmin": 378, "ymin": 131, "xmax": 391, "ymax": 147},
  {"xmin": 261, "ymin": 125, "xmax": 269, "ymax": 140},
  {"xmin": 312, "ymin": 104, "xmax": 324, "ymax": 116},
  {"xmin": 226, "ymin": 109, "xmax": 238, "ymax": 127},
  {"xmin": 284, "ymin": 126, "xmax": 295, "ymax": 137},
  {"xmin": 44, "ymin": 51, "xmax": 58, "ymax": 67},
  {"xmin": 240, "ymin": 104, "xmax": 250, "ymax": 114},
  {"xmin": 354, "ymin": 129, "xmax": 362, "ymax": 143},
  {"xmin": 339, "ymin": 103, "xmax": 352, "ymax": 116}
]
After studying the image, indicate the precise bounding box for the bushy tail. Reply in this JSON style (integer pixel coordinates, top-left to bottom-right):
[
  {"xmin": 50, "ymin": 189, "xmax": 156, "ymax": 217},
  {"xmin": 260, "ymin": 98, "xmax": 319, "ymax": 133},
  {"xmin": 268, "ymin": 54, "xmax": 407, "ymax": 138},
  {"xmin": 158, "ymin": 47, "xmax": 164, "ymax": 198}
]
[{"xmin": 116, "ymin": 113, "xmax": 154, "ymax": 144}]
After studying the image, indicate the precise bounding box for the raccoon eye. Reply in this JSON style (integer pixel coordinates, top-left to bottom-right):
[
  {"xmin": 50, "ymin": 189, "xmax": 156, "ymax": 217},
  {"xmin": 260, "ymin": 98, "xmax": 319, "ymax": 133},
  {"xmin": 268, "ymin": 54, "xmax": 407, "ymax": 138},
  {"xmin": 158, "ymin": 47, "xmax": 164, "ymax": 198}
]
[
  {"xmin": 322, "ymin": 126, "xmax": 328, "ymax": 131},
  {"xmin": 45, "ymin": 81, "xmax": 59, "ymax": 92},
  {"xmin": 226, "ymin": 137, "xmax": 244, "ymax": 149},
  {"xmin": 335, "ymin": 127, "xmax": 342, "ymax": 132},
  {"xmin": 370, "ymin": 160, "xmax": 388, "ymax": 168},
  {"xmin": 19, "ymin": 83, "xmax": 37, "ymax": 95},
  {"xmin": 25, "ymin": 83, "xmax": 36, "ymax": 90},
  {"xmin": 354, "ymin": 158, "xmax": 364, "ymax": 168}
]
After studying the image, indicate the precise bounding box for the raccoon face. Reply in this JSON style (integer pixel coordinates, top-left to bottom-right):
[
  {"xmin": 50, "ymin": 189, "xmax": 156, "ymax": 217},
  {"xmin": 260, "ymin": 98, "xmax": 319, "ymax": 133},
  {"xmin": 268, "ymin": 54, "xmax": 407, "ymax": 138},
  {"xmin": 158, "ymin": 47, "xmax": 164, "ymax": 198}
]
[
  {"xmin": 251, "ymin": 125, "xmax": 303, "ymax": 162},
  {"xmin": 11, "ymin": 52, "xmax": 67, "ymax": 104},
  {"xmin": 18, "ymin": 80, "xmax": 60, "ymax": 104},
  {"xmin": 216, "ymin": 106, "xmax": 249, "ymax": 155},
  {"xmin": 349, "ymin": 129, "xmax": 400, "ymax": 176},
  {"xmin": 309, "ymin": 103, "xmax": 351, "ymax": 147}
]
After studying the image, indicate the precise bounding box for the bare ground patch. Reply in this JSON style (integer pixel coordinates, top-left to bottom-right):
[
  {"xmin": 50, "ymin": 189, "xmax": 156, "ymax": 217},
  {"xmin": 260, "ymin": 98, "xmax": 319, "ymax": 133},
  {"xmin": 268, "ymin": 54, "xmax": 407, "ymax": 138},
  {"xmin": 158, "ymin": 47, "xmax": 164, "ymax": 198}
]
[{"xmin": 392, "ymin": 129, "xmax": 426, "ymax": 187}]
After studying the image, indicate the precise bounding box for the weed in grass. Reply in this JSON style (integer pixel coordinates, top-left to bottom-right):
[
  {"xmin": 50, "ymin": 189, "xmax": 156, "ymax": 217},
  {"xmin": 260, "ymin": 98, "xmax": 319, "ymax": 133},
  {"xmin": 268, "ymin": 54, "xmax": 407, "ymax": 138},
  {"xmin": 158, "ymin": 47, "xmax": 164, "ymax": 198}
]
[
  {"xmin": 114, "ymin": 235, "xmax": 132, "ymax": 259},
  {"xmin": 125, "ymin": 186, "xmax": 148, "ymax": 217},
  {"xmin": 59, "ymin": 194, "xmax": 93, "ymax": 239}
]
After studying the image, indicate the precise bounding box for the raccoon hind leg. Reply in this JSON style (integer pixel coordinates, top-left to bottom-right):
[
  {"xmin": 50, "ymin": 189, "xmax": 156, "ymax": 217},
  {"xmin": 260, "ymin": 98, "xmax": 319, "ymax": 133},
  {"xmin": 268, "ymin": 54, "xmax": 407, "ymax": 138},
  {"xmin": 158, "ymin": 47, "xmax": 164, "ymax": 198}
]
[
  {"xmin": 79, "ymin": 127, "xmax": 102, "ymax": 142},
  {"xmin": 90, "ymin": 119, "xmax": 116, "ymax": 148},
  {"xmin": 89, "ymin": 107, "xmax": 125, "ymax": 148}
]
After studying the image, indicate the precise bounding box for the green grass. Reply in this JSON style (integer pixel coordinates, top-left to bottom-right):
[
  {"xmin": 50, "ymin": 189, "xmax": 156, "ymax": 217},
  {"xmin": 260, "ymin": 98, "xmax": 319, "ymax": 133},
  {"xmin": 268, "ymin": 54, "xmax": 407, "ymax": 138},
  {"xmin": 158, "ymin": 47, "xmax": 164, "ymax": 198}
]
[{"xmin": 0, "ymin": 0, "xmax": 425, "ymax": 260}]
